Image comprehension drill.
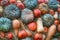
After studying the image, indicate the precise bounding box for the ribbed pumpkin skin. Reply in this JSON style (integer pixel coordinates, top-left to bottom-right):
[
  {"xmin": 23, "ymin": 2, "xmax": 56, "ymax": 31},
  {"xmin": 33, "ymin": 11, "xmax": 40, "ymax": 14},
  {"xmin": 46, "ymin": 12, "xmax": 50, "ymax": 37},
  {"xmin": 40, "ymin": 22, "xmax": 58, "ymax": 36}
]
[
  {"xmin": 4, "ymin": 4, "xmax": 20, "ymax": 19},
  {"xmin": 48, "ymin": 0, "xmax": 58, "ymax": 10},
  {"xmin": 24, "ymin": 0, "xmax": 38, "ymax": 9},
  {"xmin": 41, "ymin": 14, "xmax": 54, "ymax": 27},
  {"xmin": 0, "ymin": 17, "xmax": 11, "ymax": 32},
  {"xmin": 21, "ymin": 8, "xmax": 34, "ymax": 24},
  {"xmin": 58, "ymin": 14, "xmax": 60, "ymax": 22}
]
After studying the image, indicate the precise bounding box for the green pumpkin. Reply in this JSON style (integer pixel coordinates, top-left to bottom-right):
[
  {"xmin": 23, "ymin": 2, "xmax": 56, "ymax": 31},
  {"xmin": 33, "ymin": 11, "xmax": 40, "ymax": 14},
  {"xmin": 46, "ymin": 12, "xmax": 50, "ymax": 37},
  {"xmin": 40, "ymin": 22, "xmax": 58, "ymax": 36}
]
[
  {"xmin": 24, "ymin": 0, "xmax": 38, "ymax": 9},
  {"xmin": 41, "ymin": 14, "xmax": 54, "ymax": 27},
  {"xmin": 0, "ymin": 17, "xmax": 11, "ymax": 32}
]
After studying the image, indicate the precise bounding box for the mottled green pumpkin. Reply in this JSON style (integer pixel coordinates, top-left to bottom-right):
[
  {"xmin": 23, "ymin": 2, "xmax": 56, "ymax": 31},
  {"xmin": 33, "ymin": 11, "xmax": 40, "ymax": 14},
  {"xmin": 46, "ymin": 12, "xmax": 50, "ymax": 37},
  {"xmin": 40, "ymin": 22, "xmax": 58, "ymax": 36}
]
[
  {"xmin": 0, "ymin": 17, "xmax": 11, "ymax": 32},
  {"xmin": 24, "ymin": 0, "xmax": 38, "ymax": 9},
  {"xmin": 41, "ymin": 14, "xmax": 54, "ymax": 27},
  {"xmin": 21, "ymin": 8, "xmax": 34, "ymax": 24}
]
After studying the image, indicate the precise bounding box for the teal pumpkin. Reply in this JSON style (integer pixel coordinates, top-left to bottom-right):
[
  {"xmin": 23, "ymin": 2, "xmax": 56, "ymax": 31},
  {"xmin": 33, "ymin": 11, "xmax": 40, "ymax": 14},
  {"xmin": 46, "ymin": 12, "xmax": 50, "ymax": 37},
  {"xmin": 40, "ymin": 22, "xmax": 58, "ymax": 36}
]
[
  {"xmin": 21, "ymin": 8, "xmax": 34, "ymax": 24},
  {"xmin": 24, "ymin": 0, "xmax": 38, "ymax": 9},
  {"xmin": 48, "ymin": 0, "xmax": 58, "ymax": 10},
  {"xmin": 58, "ymin": 14, "xmax": 60, "ymax": 22},
  {"xmin": 0, "ymin": 17, "xmax": 11, "ymax": 32},
  {"xmin": 4, "ymin": 4, "xmax": 20, "ymax": 19},
  {"xmin": 41, "ymin": 14, "xmax": 54, "ymax": 27}
]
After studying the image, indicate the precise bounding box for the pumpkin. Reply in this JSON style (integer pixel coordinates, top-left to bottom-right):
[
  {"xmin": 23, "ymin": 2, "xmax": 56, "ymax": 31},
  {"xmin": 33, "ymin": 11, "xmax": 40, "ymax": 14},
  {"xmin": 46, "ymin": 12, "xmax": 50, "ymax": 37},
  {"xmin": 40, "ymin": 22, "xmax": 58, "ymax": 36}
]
[
  {"xmin": 41, "ymin": 14, "xmax": 54, "ymax": 27},
  {"xmin": 27, "ymin": 22, "xmax": 37, "ymax": 31},
  {"xmin": 38, "ymin": 3, "xmax": 49, "ymax": 14},
  {"xmin": 0, "ymin": 17, "xmax": 11, "ymax": 32},
  {"xmin": 4, "ymin": 4, "xmax": 20, "ymax": 19},
  {"xmin": 21, "ymin": 8, "xmax": 34, "ymax": 24},
  {"xmin": 58, "ymin": 14, "xmax": 60, "ymax": 22},
  {"xmin": 24, "ymin": 0, "xmax": 38, "ymax": 9},
  {"xmin": 48, "ymin": 0, "xmax": 58, "ymax": 10},
  {"xmin": 34, "ymin": 33, "xmax": 43, "ymax": 40}
]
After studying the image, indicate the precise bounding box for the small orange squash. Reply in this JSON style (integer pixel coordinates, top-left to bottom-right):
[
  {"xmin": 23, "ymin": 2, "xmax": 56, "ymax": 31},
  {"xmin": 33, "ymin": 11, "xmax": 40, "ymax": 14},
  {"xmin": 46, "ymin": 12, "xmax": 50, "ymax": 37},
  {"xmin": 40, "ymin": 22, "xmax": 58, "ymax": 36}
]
[{"xmin": 12, "ymin": 19, "xmax": 20, "ymax": 35}]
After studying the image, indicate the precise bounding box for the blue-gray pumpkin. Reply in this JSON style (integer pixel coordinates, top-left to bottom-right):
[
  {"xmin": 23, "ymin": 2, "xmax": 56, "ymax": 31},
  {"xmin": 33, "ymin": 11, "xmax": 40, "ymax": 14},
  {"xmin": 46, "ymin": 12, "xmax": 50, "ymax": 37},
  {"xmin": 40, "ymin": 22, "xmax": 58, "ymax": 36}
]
[
  {"xmin": 41, "ymin": 14, "xmax": 54, "ymax": 27},
  {"xmin": 58, "ymin": 14, "xmax": 60, "ymax": 22},
  {"xmin": 24, "ymin": 0, "xmax": 38, "ymax": 9},
  {"xmin": 4, "ymin": 4, "xmax": 20, "ymax": 19},
  {"xmin": 48, "ymin": 0, "xmax": 58, "ymax": 10},
  {"xmin": 21, "ymin": 8, "xmax": 34, "ymax": 24},
  {"xmin": 0, "ymin": 17, "xmax": 11, "ymax": 32}
]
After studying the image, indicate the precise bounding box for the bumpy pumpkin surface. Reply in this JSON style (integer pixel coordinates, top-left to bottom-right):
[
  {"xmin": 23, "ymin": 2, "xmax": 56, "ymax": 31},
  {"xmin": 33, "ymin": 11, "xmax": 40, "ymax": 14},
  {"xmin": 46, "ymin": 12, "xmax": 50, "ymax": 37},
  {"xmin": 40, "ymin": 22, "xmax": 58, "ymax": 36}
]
[
  {"xmin": 38, "ymin": 3, "xmax": 48, "ymax": 14},
  {"xmin": 41, "ymin": 14, "xmax": 54, "ymax": 27},
  {"xmin": 4, "ymin": 4, "xmax": 20, "ymax": 19},
  {"xmin": 21, "ymin": 8, "xmax": 34, "ymax": 24},
  {"xmin": 48, "ymin": 0, "xmax": 58, "ymax": 10},
  {"xmin": 0, "ymin": 17, "xmax": 11, "ymax": 32},
  {"xmin": 24, "ymin": 0, "xmax": 38, "ymax": 9}
]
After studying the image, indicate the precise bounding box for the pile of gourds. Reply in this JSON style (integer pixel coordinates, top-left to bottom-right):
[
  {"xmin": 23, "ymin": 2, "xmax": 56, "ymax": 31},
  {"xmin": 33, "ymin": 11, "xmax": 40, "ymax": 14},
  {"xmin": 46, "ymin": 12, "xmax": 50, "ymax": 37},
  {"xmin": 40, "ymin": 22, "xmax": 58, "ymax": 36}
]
[{"xmin": 0, "ymin": 0, "xmax": 60, "ymax": 40}]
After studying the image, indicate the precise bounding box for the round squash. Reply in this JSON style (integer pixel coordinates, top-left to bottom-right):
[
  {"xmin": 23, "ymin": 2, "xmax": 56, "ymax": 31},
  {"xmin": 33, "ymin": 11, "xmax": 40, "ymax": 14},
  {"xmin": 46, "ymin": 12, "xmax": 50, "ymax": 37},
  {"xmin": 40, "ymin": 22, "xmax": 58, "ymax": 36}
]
[
  {"xmin": 38, "ymin": 3, "xmax": 49, "ymax": 14},
  {"xmin": 48, "ymin": 0, "xmax": 58, "ymax": 10},
  {"xmin": 4, "ymin": 4, "xmax": 20, "ymax": 19},
  {"xmin": 0, "ymin": 17, "xmax": 11, "ymax": 32},
  {"xmin": 21, "ymin": 8, "xmax": 34, "ymax": 24},
  {"xmin": 41, "ymin": 14, "xmax": 54, "ymax": 27},
  {"xmin": 24, "ymin": 0, "xmax": 38, "ymax": 9}
]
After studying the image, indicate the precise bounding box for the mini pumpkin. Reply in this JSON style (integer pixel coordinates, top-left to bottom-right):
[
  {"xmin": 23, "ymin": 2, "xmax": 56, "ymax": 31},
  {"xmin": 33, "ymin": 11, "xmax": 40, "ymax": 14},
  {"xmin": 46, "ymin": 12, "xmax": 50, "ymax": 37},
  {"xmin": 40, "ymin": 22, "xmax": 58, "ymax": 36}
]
[
  {"xmin": 38, "ymin": 3, "xmax": 49, "ymax": 14},
  {"xmin": 21, "ymin": 8, "xmax": 34, "ymax": 24},
  {"xmin": 24, "ymin": 0, "xmax": 38, "ymax": 9},
  {"xmin": 0, "ymin": 17, "xmax": 11, "ymax": 32},
  {"xmin": 41, "ymin": 14, "xmax": 54, "ymax": 27},
  {"xmin": 4, "ymin": 4, "xmax": 20, "ymax": 19},
  {"xmin": 48, "ymin": 0, "xmax": 58, "ymax": 10}
]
